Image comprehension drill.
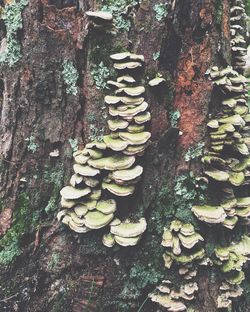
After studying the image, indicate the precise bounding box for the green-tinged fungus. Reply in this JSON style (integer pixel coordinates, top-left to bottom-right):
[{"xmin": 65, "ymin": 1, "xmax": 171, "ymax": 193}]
[
  {"xmin": 102, "ymin": 182, "xmax": 135, "ymax": 196},
  {"xmin": 96, "ymin": 199, "xmax": 117, "ymax": 214},
  {"xmin": 102, "ymin": 233, "xmax": 115, "ymax": 247},
  {"xmin": 110, "ymin": 165, "xmax": 143, "ymax": 182},
  {"xmin": 119, "ymin": 131, "xmax": 151, "ymax": 145},
  {"xmin": 84, "ymin": 210, "xmax": 114, "ymax": 229},
  {"xmin": 107, "ymin": 119, "xmax": 129, "ymax": 131},
  {"xmin": 192, "ymin": 205, "xmax": 226, "ymax": 223},
  {"xmin": 88, "ymin": 155, "xmax": 135, "ymax": 171},
  {"xmin": 86, "ymin": 11, "xmax": 113, "ymax": 21},
  {"xmin": 114, "ymin": 62, "xmax": 142, "ymax": 70},
  {"xmin": 149, "ymin": 77, "xmax": 166, "ymax": 87},
  {"xmin": 103, "ymin": 135, "xmax": 129, "ymax": 151},
  {"xmin": 204, "ymin": 169, "xmax": 229, "ymax": 181},
  {"xmin": 73, "ymin": 164, "xmax": 100, "ymax": 177},
  {"xmin": 114, "ymin": 235, "xmax": 141, "ymax": 246},
  {"xmin": 110, "ymin": 218, "xmax": 147, "ymax": 237},
  {"xmin": 60, "ymin": 186, "xmax": 91, "ymax": 200}
]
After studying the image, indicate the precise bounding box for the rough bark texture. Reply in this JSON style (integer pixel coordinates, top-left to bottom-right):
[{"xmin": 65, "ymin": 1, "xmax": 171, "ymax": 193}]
[{"xmin": 0, "ymin": 0, "xmax": 249, "ymax": 311}]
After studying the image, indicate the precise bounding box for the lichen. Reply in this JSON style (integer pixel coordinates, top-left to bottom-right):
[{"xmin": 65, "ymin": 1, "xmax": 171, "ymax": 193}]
[
  {"xmin": 153, "ymin": 3, "xmax": 168, "ymax": 22},
  {"xmin": 25, "ymin": 135, "xmax": 39, "ymax": 153},
  {"xmin": 169, "ymin": 110, "xmax": 181, "ymax": 127},
  {"xmin": 62, "ymin": 60, "xmax": 79, "ymax": 96},
  {"xmin": 101, "ymin": 0, "xmax": 139, "ymax": 32},
  {"xmin": 184, "ymin": 142, "xmax": 204, "ymax": 162},
  {"xmin": 68, "ymin": 138, "xmax": 78, "ymax": 152},
  {"xmin": 0, "ymin": 0, "xmax": 28, "ymax": 66},
  {"xmin": 91, "ymin": 61, "xmax": 111, "ymax": 90}
]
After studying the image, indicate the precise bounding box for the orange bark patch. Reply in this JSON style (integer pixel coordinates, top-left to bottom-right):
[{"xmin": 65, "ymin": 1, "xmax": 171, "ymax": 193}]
[
  {"xmin": 174, "ymin": 39, "xmax": 212, "ymax": 148},
  {"xmin": 176, "ymin": 84, "xmax": 209, "ymax": 148},
  {"xmin": 177, "ymin": 59, "xmax": 195, "ymax": 90},
  {"xmin": 222, "ymin": 1, "xmax": 230, "ymax": 39}
]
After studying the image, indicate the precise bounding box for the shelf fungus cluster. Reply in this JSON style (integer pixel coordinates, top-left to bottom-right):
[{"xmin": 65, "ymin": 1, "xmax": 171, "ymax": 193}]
[
  {"xmin": 57, "ymin": 52, "xmax": 151, "ymax": 247},
  {"xmin": 230, "ymin": 0, "xmax": 247, "ymax": 73},
  {"xmin": 189, "ymin": 0, "xmax": 249, "ymax": 308},
  {"xmin": 161, "ymin": 221, "xmax": 205, "ymax": 274},
  {"xmin": 149, "ymin": 221, "xmax": 206, "ymax": 310},
  {"xmin": 149, "ymin": 280, "xmax": 198, "ymax": 312},
  {"xmin": 217, "ymin": 282, "xmax": 243, "ymax": 309},
  {"xmin": 193, "ymin": 64, "xmax": 250, "ymax": 229},
  {"xmin": 214, "ymin": 235, "xmax": 250, "ymax": 286}
]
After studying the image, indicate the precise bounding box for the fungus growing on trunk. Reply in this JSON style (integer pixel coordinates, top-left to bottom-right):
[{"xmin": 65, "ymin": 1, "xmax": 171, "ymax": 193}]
[{"xmin": 57, "ymin": 52, "xmax": 150, "ymax": 247}]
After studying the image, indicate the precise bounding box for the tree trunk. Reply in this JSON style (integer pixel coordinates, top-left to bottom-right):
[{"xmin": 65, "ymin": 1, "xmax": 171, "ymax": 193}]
[{"xmin": 0, "ymin": 0, "xmax": 249, "ymax": 311}]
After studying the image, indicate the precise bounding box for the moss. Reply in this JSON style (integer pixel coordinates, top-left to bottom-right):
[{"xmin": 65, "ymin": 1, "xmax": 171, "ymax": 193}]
[
  {"xmin": 114, "ymin": 238, "xmax": 165, "ymax": 311},
  {"xmin": 90, "ymin": 35, "xmax": 125, "ymax": 67},
  {"xmin": 47, "ymin": 253, "xmax": 61, "ymax": 270},
  {"xmin": 245, "ymin": 0, "xmax": 250, "ymax": 16},
  {"xmin": 44, "ymin": 163, "xmax": 64, "ymax": 214},
  {"xmin": 89, "ymin": 37, "xmax": 125, "ymax": 94},
  {"xmin": 164, "ymin": 72, "xmax": 175, "ymax": 103},
  {"xmin": 0, "ymin": 192, "xmax": 31, "ymax": 265},
  {"xmin": 149, "ymin": 172, "xmax": 207, "ymax": 235},
  {"xmin": 215, "ymin": 0, "xmax": 223, "ymax": 26},
  {"xmin": 146, "ymin": 70, "xmax": 174, "ymax": 107},
  {"xmin": 91, "ymin": 61, "xmax": 111, "ymax": 90},
  {"xmin": 241, "ymin": 277, "xmax": 250, "ymax": 308},
  {"xmin": 51, "ymin": 291, "xmax": 70, "ymax": 312}
]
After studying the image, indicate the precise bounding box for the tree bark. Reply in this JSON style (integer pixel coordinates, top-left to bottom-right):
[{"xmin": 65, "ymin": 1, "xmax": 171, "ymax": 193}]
[{"xmin": 0, "ymin": 0, "xmax": 248, "ymax": 311}]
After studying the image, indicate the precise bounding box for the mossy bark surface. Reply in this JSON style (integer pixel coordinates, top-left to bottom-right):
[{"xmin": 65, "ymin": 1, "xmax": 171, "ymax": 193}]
[{"xmin": 0, "ymin": 0, "xmax": 249, "ymax": 311}]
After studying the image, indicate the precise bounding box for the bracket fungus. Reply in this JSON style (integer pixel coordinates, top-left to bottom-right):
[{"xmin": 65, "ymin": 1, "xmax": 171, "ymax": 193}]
[
  {"xmin": 57, "ymin": 52, "xmax": 150, "ymax": 247},
  {"xmin": 149, "ymin": 280, "xmax": 198, "ymax": 311},
  {"xmin": 102, "ymin": 218, "xmax": 147, "ymax": 247},
  {"xmin": 217, "ymin": 282, "xmax": 243, "ymax": 309},
  {"xmin": 214, "ymin": 236, "xmax": 250, "ymax": 285},
  {"xmin": 86, "ymin": 11, "xmax": 113, "ymax": 29},
  {"xmin": 148, "ymin": 76, "xmax": 166, "ymax": 87},
  {"xmin": 198, "ymin": 40, "xmax": 250, "ymax": 230},
  {"xmin": 161, "ymin": 220, "xmax": 205, "ymax": 273},
  {"xmin": 153, "ymin": 1, "xmax": 250, "ymax": 308}
]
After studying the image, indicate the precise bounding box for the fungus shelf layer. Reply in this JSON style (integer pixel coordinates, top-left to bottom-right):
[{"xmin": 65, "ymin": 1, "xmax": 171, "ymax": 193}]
[
  {"xmin": 57, "ymin": 52, "xmax": 151, "ymax": 247},
  {"xmin": 150, "ymin": 0, "xmax": 250, "ymax": 310}
]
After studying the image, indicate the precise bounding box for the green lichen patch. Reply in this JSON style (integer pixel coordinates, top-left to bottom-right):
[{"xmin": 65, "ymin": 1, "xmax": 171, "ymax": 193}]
[
  {"xmin": 91, "ymin": 61, "xmax": 111, "ymax": 90},
  {"xmin": 0, "ymin": 0, "xmax": 28, "ymax": 66},
  {"xmin": 101, "ymin": 0, "xmax": 139, "ymax": 32},
  {"xmin": 184, "ymin": 142, "xmax": 204, "ymax": 162},
  {"xmin": 25, "ymin": 135, "xmax": 39, "ymax": 153},
  {"xmin": 62, "ymin": 60, "xmax": 79, "ymax": 96},
  {"xmin": 170, "ymin": 110, "xmax": 181, "ymax": 127},
  {"xmin": 153, "ymin": 3, "xmax": 168, "ymax": 22}
]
